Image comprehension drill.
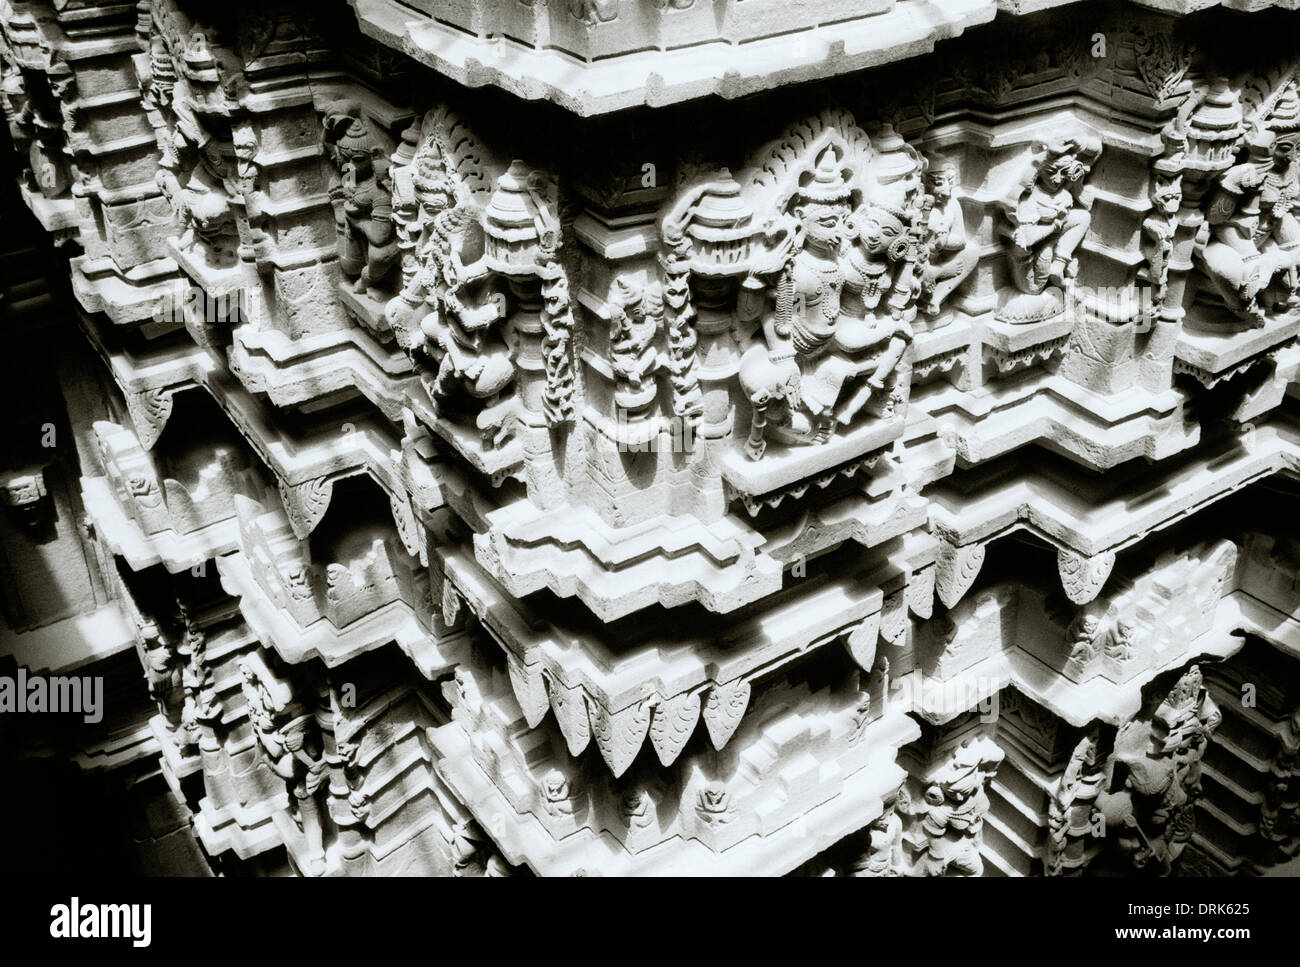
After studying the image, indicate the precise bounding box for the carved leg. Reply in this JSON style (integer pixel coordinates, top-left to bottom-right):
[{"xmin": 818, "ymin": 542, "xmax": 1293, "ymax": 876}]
[
  {"xmin": 836, "ymin": 380, "xmax": 874, "ymax": 427},
  {"xmin": 869, "ymin": 334, "xmax": 908, "ymax": 388},
  {"xmin": 1051, "ymin": 209, "xmax": 1091, "ymax": 284},
  {"xmin": 813, "ymin": 413, "xmax": 836, "ymax": 444},
  {"xmin": 927, "ymin": 250, "xmax": 977, "ymax": 314}
]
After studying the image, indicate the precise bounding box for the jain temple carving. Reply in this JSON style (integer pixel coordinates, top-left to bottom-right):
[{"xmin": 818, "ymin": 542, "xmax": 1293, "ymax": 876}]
[{"xmin": 3, "ymin": 0, "xmax": 1300, "ymax": 879}]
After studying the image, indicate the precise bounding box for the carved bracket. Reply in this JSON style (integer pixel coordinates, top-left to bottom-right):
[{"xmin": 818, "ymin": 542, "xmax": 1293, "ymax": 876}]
[
  {"xmin": 124, "ymin": 387, "xmax": 175, "ymax": 451},
  {"xmin": 936, "ymin": 538, "xmax": 985, "ymax": 609},
  {"xmin": 278, "ymin": 476, "xmax": 335, "ymax": 541},
  {"xmin": 1058, "ymin": 548, "xmax": 1116, "ymax": 605}
]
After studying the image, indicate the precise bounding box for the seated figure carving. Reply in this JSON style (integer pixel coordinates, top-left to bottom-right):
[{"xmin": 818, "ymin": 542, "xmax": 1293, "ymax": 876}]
[
  {"xmin": 737, "ymin": 144, "xmax": 916, "ymax": 460},
  {"xmin": 917, "ymin": 159, "xmax": 976, "ymax": 318},
  {"xmin": 1197, "ymin": 128, "xmax": 1300, "ymax": 325},
  {"xmin": 999, "ymin": 133, "xmax": 1101, "ymax": 324}
]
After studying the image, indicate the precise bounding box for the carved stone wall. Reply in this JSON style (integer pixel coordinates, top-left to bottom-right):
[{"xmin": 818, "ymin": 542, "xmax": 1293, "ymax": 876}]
[{"xmin": 3, "ymin": 0, "xmax": 1300, "ymax": 876}]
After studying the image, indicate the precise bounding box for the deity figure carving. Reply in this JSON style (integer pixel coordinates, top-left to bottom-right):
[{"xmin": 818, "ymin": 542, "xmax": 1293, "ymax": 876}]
[
  {"xmin": 241, "ymin": 659, "xmax": 329, "ymax": 876},
  {"xmin": 540, "ymin": 767, "xmax": 581, "ymax": 819},
  {"xmin": 1141, "ymin": 169, "xmax": 1184, "ymax": 309},
  {"xmin": 140, "ymin": 619, "xmax": 185, "ymax": 735},
  {"xmin": 46, "ymin": 60, "xmax": 77, "ymax": 129},
  {"xmin": 178, "ymin": 167, "xmax": 238, "ymax": 268},
  {"xmin": 177, "ymin": 604, "xmax": 219, "ymax": 752},
  {"xmin": 1094, "ymin": 665, "xmax": 1221, "ymax": 874},
  {"xmin": 125, "ymin": 471, "xmax": 162, "ymax": 508},
  {"xmin": 333, "ymin": 736, "xmax": 371, "ymax": 825},
  {"xmin": 1000, "ymin": 133, "xmax": 1101, "ymax": 323},
  {"xmin": 1046, "ymin": 733, "xmax": 1104, "ymax": 875},
  {"xmin": 420, "ymin": 262, "xmax": 514, "ymax": 446},
  {"xmin": 387, "ymin": 154, "xmax": 473, "ymax": 344},
  {"xmin": 608, "ymin": 278, "xmax": 662, "ymax": 419},
  {"xmin": 1066, "ymin": 611, "xmax": 1101, "ymax": 664},
  {"xmin": 1105, "ymin": 618, "xmax": 1136, "ymax": 662},
  {"xmin": 1198, "ymin": 128, "xmax": 1300, "ymax": 325},
  {"xmin": 619, "ymin": 787, "xmax": 657, "ymax": 833},
  {"xmin": 908, "ymin": 737, "xmax": 1004, "ymax": 876},
  {"xmin": 695, "ymin": 782, "xmax": 734, "ymax": 828},
  {"xmin": 323, "ymin": 101, "xmax": 398, "ymax": 297},
  {"xmin": 737, "ymin": 136, "xmax": 917, "ymax": 460},
  {"xmin": 917, "ymin": 159, "xmax": 976, "ymax": 317},
  {"xmin": 229, "ymin": 126, "xmax": 271, "ymax": 266},
  {"xmin": 391, "ymin": 146, "xmax": 456, "ymax": 292},
  {"xmin": 848, "ymin": 788, "xmax": 906, "ymax": 876}
]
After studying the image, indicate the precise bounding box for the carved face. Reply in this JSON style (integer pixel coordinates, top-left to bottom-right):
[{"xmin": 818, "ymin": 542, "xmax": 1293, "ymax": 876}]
[
  {"xmin": 542, "ymin": 769, "xmax": 570, "ymax": 802},
  {"xmin": 856, "ymin": 207, "xmax": 907, "ymax": 259},
  {"xmin": 415, "ymin": 173, "xmax": 453, "ymax": 218},
  {"xmin": 620, "ymin": 789, "xmax": 649, "ymax": 818},
  {"xmin": 1153, "ymin": 175, "xmax": 1182, "ymax": 214},
  {"xmin": 795, "ymin": 200, "xmax": 847, "ymax": 248},
  {"xmin": 233, "ymin": 134, "xmax": 257, "ymax": 164},
  {"xmin": 927, "ymin": 165, "xmax": 957, "ymax": 201},
  {"xmin": 126, "ymin": 474, "xmax": 155, "ymax": 498},
  {"xmin": 698, "ymin": 783, "xmax": 729, "ymax": 814},
  {"xmin": 342, "ymin": 148, "xmax": 373, "ymax": 182},
  {"xmin": 1041, "ymin": 143, "xmax": 1094, "ymax": 191}
]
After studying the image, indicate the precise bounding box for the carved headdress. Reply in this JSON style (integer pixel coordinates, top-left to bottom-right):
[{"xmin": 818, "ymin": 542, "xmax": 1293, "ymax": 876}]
[{"xmin": 794, "ymin": 146, "xmax": 854, "ymax": 207}]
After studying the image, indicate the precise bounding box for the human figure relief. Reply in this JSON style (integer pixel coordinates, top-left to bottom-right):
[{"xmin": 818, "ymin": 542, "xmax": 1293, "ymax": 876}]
[
  {"xmin": 737, "ymin": 143, "xmax": 915, "ymax": 459},
  {"xmin": 240, "ymin": 660, "xmax": 329, "ymax": 876},
  {"xmin": 323, "ymin": 101, "xmax": 398, "ymax": 298},
  {"xmin": 1046, "ymin": 733, "xmax": 1103, "ymax": 875},
  {"xmin": 229, "ymin": 127, "xmax": 271, "ymax": 266},
  {"xmin": 911, "ymin": 738, "xmax": 1004, "ymax": 876},
  {"xmin": 1066, "ymin": 611, "xmax": 1101, "ymax": 664},
  {"xmin": 1259, "ymin": 133, "xmax": 1300, "ymax": 307},
  {"xmin": 1000, "ymin": 133, "xmax": 1101, "ymax": 322},
  {"xmin": 385, "ymin": 149, "xmax": 474, "ymax": 344},
  {"xmin": 178, "ymin": 166, "xmax": 238, "ymax": 268},
  {"xmin": 392, "ymin": 145, "xmax": 456, "ymax": 291},
  {"xmin": 1094, "ymin": 665, "xmax": 1221, "ymax": 874},
  {"xmin": 848, "ymin": 789, "xmax": 906, "ymax": 876},
  {"xmin": 177, "ymin": 604, "xmax": 219, "ymax": 752},
  {"xmin": 1197, "ymin": 129, "xmax": 1299, "ymax": 325},
  {"xmin": 608, "ymin": 277, "xmax": 661, "ymax": 418},
  {"xmin": 833, "ymin": 197, "xmax": 917, "ymax": 427},
  {"xmin": 918, "ymin": 159, "xmax": 976, "ymax": 317},
  {"xmin": 420, "ymin": 261, "xmax": 514, "ymax": 447},
  {"xmin": 140, "ymin": 619, "xmax": 184, "ymax": 735}
]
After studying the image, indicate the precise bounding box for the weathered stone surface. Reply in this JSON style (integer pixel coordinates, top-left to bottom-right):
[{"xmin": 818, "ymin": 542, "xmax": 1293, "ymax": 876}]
[{"xmin": 3, "ymin": 0, "xmax": 1300, "ymax": 879}]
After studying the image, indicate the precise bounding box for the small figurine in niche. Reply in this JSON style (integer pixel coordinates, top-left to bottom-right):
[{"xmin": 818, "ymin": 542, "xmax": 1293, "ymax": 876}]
[
  {"xmin": 229, "ymin": 126, "xmax": 271, "ymax": 265},
  {"xmin": 323, "ymin": 101, "xmax": 398, "ymax": 298},
  {"xmin": 918, "ymin": 159, "xmax": 976, "ymax": 317},
  {"xmin": 999, "ymin": 133, "xmax": 1101, "ymax": 323},
  {"xmin": 178, "ymin": 167, "xmax": 239, "ymax": 268},
  {"xmin": 1066, "ymin": 610, "xmax": 1101, "ymax": 664},
  {"xmin": 608, "ymin": 278, "xmax": 661, "ymax": 419},
  {"xmin": 1141, "ymin": 170, "xmax": 1183, "ymax": 308},
  {"xmin": 1009, "ymin": 134, "xmax": 1100, "ymax": 290}
]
